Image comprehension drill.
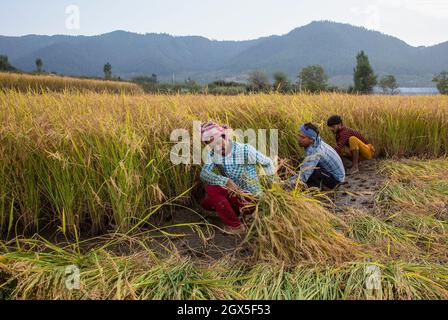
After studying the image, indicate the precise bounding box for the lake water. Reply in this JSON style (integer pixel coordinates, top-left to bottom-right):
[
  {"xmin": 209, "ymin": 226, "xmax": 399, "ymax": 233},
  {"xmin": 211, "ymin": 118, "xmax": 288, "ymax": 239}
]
[{"xmin": 374, "ymin": 87, "xmax": 439, "ymax": 96}]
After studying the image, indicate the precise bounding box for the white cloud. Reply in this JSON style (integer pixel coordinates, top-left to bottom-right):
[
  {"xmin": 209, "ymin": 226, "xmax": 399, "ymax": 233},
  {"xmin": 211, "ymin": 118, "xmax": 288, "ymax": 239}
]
[
  {"xmin": 350, "ymin": 4, "xmax": 382, "ymax": 30},
  {"xmin": 378, "ymin": 0, "xmax": 448, "ymax": 19}
]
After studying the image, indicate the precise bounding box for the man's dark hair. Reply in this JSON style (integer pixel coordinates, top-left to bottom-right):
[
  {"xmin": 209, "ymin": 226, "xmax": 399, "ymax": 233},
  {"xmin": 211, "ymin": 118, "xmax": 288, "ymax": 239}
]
[
  {"xmin": 303, "ymin": 122, "xmax": 319, "ymax": 136},
  {"xmin": 327, "ymin": 115, "xmax": 343, "ymax": 126}
]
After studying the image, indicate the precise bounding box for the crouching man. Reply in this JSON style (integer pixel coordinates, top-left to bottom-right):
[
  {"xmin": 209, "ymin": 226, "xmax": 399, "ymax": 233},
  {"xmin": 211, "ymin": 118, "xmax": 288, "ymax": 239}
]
[
  {"xmin": 327, "ymin": 115, "xmax": 375, "ymax": 175},
  {"xmin": 288, "ymin": 123, "xmax": 345, "ymax": 190},
  {"xmin": 199, "ymin": 122, "xmax": 275, "ymax": 235}
]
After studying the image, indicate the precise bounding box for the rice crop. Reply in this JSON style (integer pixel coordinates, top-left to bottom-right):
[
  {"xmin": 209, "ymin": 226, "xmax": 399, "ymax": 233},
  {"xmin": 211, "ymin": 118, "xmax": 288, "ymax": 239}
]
[
  {"xmin": 0, "ymin": 72, "xmax": 143, "ymax": 94},
  {"xmin": 1, "ymin": 90, "xmax": 446, "ymax": 235},
  {"xmin": 0, "ymin": 86, "xmax": 447, "ymax": 300}
]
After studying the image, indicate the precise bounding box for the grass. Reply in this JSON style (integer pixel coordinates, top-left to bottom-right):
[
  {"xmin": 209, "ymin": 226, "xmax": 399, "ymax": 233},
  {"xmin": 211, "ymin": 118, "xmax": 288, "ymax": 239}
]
[
  {"xmin": 374, "ymin": 158, "xmax": 448, "ymax": 263},
  {"xmin": 248, "ymin": 185, "xmax": 358, "ymax": 265},
  {"xmin": 1, "ymin": 157, "xmax": 448, "ymax": 300},
  {"xmin": 1, "ymin": 238, "xmax": 447, "ymax": 299},
  {"xmin": 343, "ymin": 210, "xmax": 420, "ymax": 258},
  {"xmin": 1, "ymin": 91, "xmax": 447, "ymax": 235},
  {"xmin": 0, "ymin": 72, "xmax": 143, "ymax": 94},
  {"xmin": 0, "ymin": 89, "xmax": 448, "ymax": 299},
  {"xmin": 377, "ymin": 158, "xmax": 448, "ymax": 217}
]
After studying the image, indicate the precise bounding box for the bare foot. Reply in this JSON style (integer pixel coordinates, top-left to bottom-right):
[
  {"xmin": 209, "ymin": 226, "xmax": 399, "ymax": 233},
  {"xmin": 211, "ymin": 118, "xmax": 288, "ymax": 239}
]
[
  {"xmin": 349, "ymin": 167, "xmax": 360, "ymax": 175},
  {"xmin": 222, "ymin": 224, "xmax": 246, "ymax": 236}
]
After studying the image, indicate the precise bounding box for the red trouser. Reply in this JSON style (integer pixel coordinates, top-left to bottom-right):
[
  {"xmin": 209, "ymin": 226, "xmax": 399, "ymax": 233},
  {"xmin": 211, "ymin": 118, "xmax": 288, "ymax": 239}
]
[{"xmin": 201, "ymin": 185, "xmax": 255, "ymax": 227}]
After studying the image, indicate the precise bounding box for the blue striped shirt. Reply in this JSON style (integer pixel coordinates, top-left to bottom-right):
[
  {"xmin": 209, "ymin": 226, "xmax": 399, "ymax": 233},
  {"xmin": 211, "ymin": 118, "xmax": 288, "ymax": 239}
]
[
  {"xmin": 296, "ymin": 138, "xmax": 345, "ymax": 184},
  {"xmin": 200, "ymin": 141, "xmax": 275, "ymax": 195}
]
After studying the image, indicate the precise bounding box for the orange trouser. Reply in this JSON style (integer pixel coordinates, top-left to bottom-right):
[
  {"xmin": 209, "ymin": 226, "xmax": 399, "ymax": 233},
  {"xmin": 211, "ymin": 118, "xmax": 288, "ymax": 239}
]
[{"xmin": 340, "ymin": 136, "xmax": 375, "ymax": 161}]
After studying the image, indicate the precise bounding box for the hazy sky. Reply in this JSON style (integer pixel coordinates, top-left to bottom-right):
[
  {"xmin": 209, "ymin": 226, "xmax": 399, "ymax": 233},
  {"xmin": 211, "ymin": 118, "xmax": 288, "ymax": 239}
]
[{"xmin": 1, "ymin": 0, "xmax": 448, "ymax": 46}]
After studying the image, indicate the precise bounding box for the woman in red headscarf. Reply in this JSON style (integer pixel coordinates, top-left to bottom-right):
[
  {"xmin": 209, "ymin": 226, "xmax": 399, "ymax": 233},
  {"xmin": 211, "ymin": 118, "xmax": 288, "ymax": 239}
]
[{"xmin": 199, "ymin": 121, "xmax": 275, "ymax": 235}]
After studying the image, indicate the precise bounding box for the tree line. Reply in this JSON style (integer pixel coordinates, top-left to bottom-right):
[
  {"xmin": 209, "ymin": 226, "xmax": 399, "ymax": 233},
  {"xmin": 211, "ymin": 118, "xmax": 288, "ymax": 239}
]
[
  {"xmin": 1, "ymin": 52, "xmax": 447, "ymax": 95},
  {"xmin": 247, "ymin": 51, "xmax": 399, "ymax": 94},
  {"xmin": 129, "ymin": 51, "xmax": 448, "ymax": 95}
]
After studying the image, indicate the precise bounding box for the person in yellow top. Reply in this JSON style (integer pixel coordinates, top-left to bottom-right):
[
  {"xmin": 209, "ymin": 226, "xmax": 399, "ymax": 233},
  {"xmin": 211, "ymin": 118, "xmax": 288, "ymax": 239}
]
[{"xmin": 327, "ymin": 115, "xmax": 375, "ymax": 175}]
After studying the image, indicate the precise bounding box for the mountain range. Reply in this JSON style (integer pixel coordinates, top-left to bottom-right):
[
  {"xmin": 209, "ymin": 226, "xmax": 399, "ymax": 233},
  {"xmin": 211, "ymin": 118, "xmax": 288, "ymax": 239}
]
[{"xmin": 1, "ymin": 21, "xmax": 447, "ymax": 87}]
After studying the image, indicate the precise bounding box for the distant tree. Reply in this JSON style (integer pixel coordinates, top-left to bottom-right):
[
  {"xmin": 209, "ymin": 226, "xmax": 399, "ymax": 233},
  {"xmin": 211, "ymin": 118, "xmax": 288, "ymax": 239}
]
[
  {"xmin": 433, "ymin": 71, "xmax": 448, "ymax": 94},
  {"xmin": 151, "ymin": 73, "xmax": 158, "ymax": 84},
  {"xmin": 185, "ymin": 77, "xmax": 197, "ymax": 86},
  {"xmin": 210, "ymin": 80, "xmax": 244, "ymax": 88},
  {"xmin": 206, "ymin": 80, "xmax": 248, "ymax": 95},
  {"xmin": 353, "ymin": 51, "xmax": 377, "ymax": 94},
  {"xmin": 133, "ymin": 75, "xmax": 158, "ymax": 85},
  {"xmin": 103, "ymin": 62, "xmax": 112, "ymax": 79},
  {"xmin": 0, "ymin": 55, "xmax": 17, "ymax": 71},
  {"xmin": 327, "ymin": 85, "xmax": 343, "ymax": 93},
  {"xmin": 273, "ymin": 71, "xmax": 292, "ymax": 93},
  {"xmin": 35, "ymin": 58, "xmax": 43, "ymax": 73},
  {"xmin": 247, "ymin": 71, "xmax": 270, "ymax": 92},
  {"xmin": 298, "ymin": 65, "xmax": 328, "ymax": 93},
  {"xmin": 379, "ymin": 75, "xmax": 399, "ymax": 95}
]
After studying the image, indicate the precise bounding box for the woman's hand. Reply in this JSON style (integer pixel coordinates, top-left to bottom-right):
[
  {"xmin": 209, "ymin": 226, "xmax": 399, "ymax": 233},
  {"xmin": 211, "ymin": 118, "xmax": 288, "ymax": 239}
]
[{"xmin": 226, "ymin": 179, "xmax": 241, "ymax": 193}]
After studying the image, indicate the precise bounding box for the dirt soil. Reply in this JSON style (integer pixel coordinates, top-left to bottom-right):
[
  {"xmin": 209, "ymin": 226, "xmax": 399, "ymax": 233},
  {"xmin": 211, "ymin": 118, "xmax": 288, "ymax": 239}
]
[
  {"xmin": 23, "ymin": 159, "xmax": 384, "ymax": 261},
  {"xmin": 333, "ymin": 159, "xmax": 384, "ymax": 212},
  {"xmin": 154, "ymin": 159, "xmax": 385, "ymax": 261}
]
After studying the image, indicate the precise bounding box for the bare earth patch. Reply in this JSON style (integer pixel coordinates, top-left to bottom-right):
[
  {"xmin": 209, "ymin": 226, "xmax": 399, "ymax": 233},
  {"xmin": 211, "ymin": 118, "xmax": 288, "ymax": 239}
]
[
  {"xmin": 333, "ymin": 159, "xmax": 384, "ymax": 212},
  {"xmin": 156, "ymin": 159, "xmax": 386, "ymax": 261}
]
